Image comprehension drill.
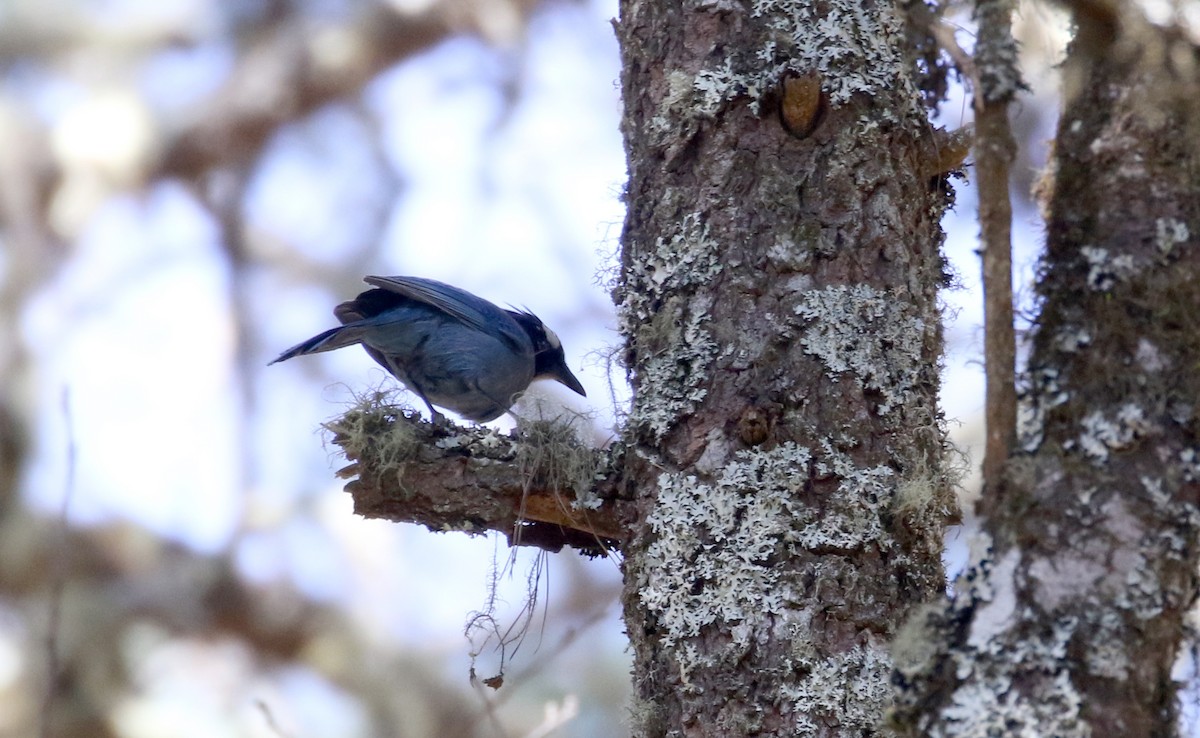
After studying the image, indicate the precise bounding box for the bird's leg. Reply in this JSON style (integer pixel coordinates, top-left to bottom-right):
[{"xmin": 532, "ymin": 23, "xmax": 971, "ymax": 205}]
[
  {"xmin": 417, "ymin": 397, "xmax": 444, "ymax": 425},
  {"xmin": 399, "ymin": 373, "xmax": 444, "ymax": 424}
]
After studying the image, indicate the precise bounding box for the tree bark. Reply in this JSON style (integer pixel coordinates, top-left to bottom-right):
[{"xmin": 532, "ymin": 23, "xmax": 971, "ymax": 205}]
[
  {"xmin": 613, "ymin": 1, "xmax": 955, "ymax": 734},
  {"xmin": 893, "ymin": 6, "xmax": 1200, "ymax": 735}
]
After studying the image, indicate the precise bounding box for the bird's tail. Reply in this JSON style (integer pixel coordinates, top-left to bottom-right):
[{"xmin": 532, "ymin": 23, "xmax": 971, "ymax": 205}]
[{"xmin": 268, "ymin": 325, "xmax": 363, "ymax": 365}]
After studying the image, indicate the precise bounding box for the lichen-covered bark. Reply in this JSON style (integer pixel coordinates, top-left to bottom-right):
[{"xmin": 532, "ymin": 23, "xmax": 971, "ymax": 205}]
[
  {"xmin": 613, "ymin": 1, "xmax": 955, "ymax": 734},
  {"xmin": 893, "ymin": 9, "xmax": 1200, "ymax": 736}
]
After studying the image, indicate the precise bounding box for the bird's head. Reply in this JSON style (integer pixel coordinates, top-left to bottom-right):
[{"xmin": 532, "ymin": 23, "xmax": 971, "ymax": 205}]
[{"xmin": 509, "ymin": 311, "xmax": 587, "ymax": 398}]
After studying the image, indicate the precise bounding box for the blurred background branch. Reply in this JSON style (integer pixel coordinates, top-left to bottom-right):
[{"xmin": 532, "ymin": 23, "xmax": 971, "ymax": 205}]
[{"xmin": 0, "ymin": 0, "xmax": 628, "ymax": 736}]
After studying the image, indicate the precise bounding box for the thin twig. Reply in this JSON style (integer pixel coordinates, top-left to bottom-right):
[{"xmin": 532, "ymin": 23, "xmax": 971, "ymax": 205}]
[{"xmin": 40, "ymin": 388, "xmax": 77, "ymax": 738}]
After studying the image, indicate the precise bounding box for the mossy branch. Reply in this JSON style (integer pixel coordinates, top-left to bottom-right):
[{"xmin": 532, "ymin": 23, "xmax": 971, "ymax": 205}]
[{"xmin": 323, "ymin": 392, "xmax": 629, "ymax": 553}]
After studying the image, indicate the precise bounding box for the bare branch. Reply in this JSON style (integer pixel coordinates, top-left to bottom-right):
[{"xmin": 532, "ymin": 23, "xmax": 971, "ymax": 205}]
[{"xmin": 156, "ymin": 5, "xmax": 478, "ymax": 181}]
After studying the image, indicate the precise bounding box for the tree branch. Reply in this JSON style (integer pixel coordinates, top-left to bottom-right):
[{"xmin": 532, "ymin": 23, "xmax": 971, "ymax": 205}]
[
  {"xmin": 155, "ymin": 0, "xmax": 555, "ymax": 182},
  {"xmin": 155, "ymin": 6, "xmax": 455, "ymax": 181},
  {"xmin": 325, "ymin": 396, "xmax": 629, "ymax": 553}
]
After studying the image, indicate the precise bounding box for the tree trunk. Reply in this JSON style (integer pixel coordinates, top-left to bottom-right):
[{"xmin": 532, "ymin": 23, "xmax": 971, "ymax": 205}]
[
  {"xmin": 893, "ymin": 6, "xmax": 1200, "ymax": 735},
  {"xmin": 613, "ymin": 1, "xmax": 957, "ymax": 734}
]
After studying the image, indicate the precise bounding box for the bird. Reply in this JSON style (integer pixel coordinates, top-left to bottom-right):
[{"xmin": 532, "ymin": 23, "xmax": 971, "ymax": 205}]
[{"xmin": 269, "ymin": 275, "xmax": 586, "ymax": 422}]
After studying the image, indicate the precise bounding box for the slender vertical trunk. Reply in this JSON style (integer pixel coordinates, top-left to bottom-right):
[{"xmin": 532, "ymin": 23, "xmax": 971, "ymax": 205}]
[{"xmin": 974, "ymin": 0, "xmax": 1019, "ymax": 485}]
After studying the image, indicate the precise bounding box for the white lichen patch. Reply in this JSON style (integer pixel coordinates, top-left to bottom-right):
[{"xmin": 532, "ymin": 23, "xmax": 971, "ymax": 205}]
[
  {"xmin": 936, "ymin": 667, "xmax": 1087, "ymax": 738},
  {"xmin": 967, "ymin": 547, "xmax": 1019, "ymax": 649},
  {"xmin": 1018, "ymin": 366, "xmax": 1071, "ymax": 453},
  {"xmin": 1073, "ymin": 403, "xmax": 1157, "ymax": 462},
  {"xmin": 1155, "ymin": 217, "xmax": 1189, "ymax": 256},
  {"xmin": 1144, "ymin": 473, "xmax": 1200, "ymax": 557},
  {"xmin": 752, "ymin": 0, "xmax": 922, "ymax": 119},
  {"xmin": 1054, "ymin": 326, "xmax": 1092, "ymax": 353},
  {"xmin": 434, "ymin": 428, "xmax": 510, "ymax": 453},
  {"xmin": 640, "ymin": 440, "xmax": 906, "ymax": 682},
  {"xmin": 652, "ymin": 70, "xmax": 698, "ymax": 136},
  {"xmin": 1135, "ymin": 338, "xmax": 1167, "ymax": 373},
  {"xmin": 781, "ymin": 643, "xmax": 894, "ymax": 736},
  {"xmin": 662, "ymin": 0, "xmax": 923, "ymax": 128},
  {"xmin": 892, "ymin": 602, "xmax": 944, "ymax": 678},
  {"xmin": 620, "ymin": 212, "xmax": 721, "ymax": 331},
  {"xmin": 640, "ymin": 443, "xmax": 813, "ymax": 658},
  {"xmin": 1181, "ymin": 448, "xmax": 1200, "ymax": 482},
  {"xmin": 694, "ymin": 59, "xmax": 757, "ymax": 118},
  {"xmin": 1081, "ymin": 245, "xmax": 1137, "ymax": 290},
  {"xmin": 622, "ymin": 213, "xmax": 723, "ymax": 439},
  {"xmin": 1027, "ymin": 551, "xmax": 1106, "ymax": 613},
  {"xmin": 938, "ymin": 542, "xmax": 1089, "ymax": 738},
  {"xmin": 1085, "ymin": 610, "xmax": 1131, "ymax": 680},
  {"xmin": 795, "ymin": 284, "xmax": 926, "ymax": 415},
  {"xmin": 794, "ymin": 439, "xmax": 893, "ymax": 549},
  {"xmin": 631, "ymin": 308, "xmax": 718, "ymax": 440},
  {"xmin": 767, "ymin": 235, "xmax": 814, "ymax": 271}
]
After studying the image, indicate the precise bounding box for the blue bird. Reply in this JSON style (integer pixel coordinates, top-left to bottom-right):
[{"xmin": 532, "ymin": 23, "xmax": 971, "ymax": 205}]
[{"xmin": 270, "ymin": 276, "xmax": 586, "ymax": 422}]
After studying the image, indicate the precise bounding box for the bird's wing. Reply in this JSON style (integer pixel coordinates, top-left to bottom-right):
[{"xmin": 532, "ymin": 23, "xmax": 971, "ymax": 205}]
[{"xmin": 362, "ymin": 276, "xmax": 529, "ymax": 351}]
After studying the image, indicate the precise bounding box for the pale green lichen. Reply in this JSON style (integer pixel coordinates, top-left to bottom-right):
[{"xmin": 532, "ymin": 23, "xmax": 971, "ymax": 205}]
[
  {"xmin": 1155, "ymin": 217, "xmax": 1189, "ymax": 256},
  {"xmin": 651, "ymin": 70, "xmax": 700, "ymax": 139},
  {"xmin": 323, "ymin": 388, "xmax": 425, "ymax": 491},
  {"xmin": 514, "ymin": 413, "xmax": 603, "ymax": 510},
  {"xmin": 937, "ymin": 668, "xmax": 1087, "ymax": 738},
  {"xmin": 891, "ymin": 602, "xmax": 944, "ymax": 678},
  {"xmin": 1134, "ymin": 338, "xmax": 1166, "ymax": 373},
  {"xmin": 1084, "ymin": 610, "xmax": 1131, "ymax": 680},
  {"xmin": 753, "ymin": 0, "xmax": 921, "ymax": 116},
  {"xmin": 621, "ymin": 213, "xmax": 722, "ymax": 439},
  {"xmin": 629, "ymin": 304, "xmax": 718, "ymax": 440},
  {"xmin": 1081, "ymin": 245, "xmax": 1137, "ymax": 290},
  {"xmin": 1054, "ymin": 326, "xmax": 1093, "ymax": 353},
  {"xmin": 640, "ymin": 443, "xmax": 813, "ymax": 657},
  {"xmin": 767, "ymin": 232, "xmax": 816, "ymax": 271},
  {"xmin": 795, "ymin": 439, "xmax": 894, "ymax": 548},
  {"xmin": 973, "ymin": 0, "xmax": 1025, "ymax": 104},
  {"xmin": 1071, "ymin": 402, "xmax": 1156, "ymax": 462},
  {"xmin": 620, "ymin": 213, "xmax": 722, "ymax": 330},
  {"xmin": 781, "ymin": 643, "xmax": 894, "ymax": 736},
  {"xmin": 795, "ymin": 284, "xmax": 927, "ymax": 415},
  {"xmin": 966, "ymin": 547, "xmax": 1019, "ymax": 649},
  {"xmin": 693, "ymin": 59, "xmax": 755, "ymax": 118},
  {"xmin": 1018, "ymin": 366, "xmax": 1070, "ymax": 453},
  {"xmin": 1140, "ymin": 471, "xmax": 1200, "ymax": 561},
  {"xmin": 640, "ymin": 440, "xmax": 904, "ymax": 681},
  {"xmin": 659, "ymin": 0, "xmax": 923, "ymax": 133},
  {"xmin": 1181, "ymin": 448, "xmax": 1200, "ymax": 482},
  {"xmin": 434, "ymin": 428, "xmax": 510, "ymax": 453},
  {"xmin": 931, "ymin": 538, "xmax": 1089, "ymax": 738}
]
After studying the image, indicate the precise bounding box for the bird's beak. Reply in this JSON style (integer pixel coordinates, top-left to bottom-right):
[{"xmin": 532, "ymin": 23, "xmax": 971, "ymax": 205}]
[{"xmin": 552, "ymin": 363, "xmax": 587, "ymax": 397}]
